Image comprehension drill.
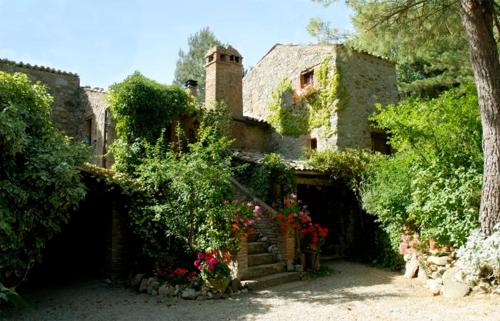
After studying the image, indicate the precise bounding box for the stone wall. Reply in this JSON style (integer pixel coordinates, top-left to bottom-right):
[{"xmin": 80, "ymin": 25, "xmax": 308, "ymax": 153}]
[
  {"xmin": 242, "ymin": 44, "xmax": 398, "ymax": 157},
  {"xmin": 80, "ymin": 87, "xmax": 112, "ymax": 167},
  {"xmin": 230, "ymin": 118, "xmax": 272, "ymax": 153},
  {"xmin": 335, "ymin": 48, "xmax": 399, "ymax": 150},
  {"xmin": 242, "ymin": 45, "xmax": 336, "ymax": 158},
  {"xmin": 0, "ymin": 59, "xmax": 83, "ymax": 139}
]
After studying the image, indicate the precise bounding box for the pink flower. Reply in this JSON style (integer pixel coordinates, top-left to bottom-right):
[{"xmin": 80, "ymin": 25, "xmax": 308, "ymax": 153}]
[{"xmin": 253, "ymin": 205, "xmax": 261, "ymax": 214}]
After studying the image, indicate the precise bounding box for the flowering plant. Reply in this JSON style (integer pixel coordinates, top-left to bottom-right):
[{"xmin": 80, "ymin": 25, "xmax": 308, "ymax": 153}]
[
  {"xmin": 302, "ymin": 223, "xmax": 329, "ymax": 248},
  {"xmin": 154, "ymin": 261, "xmax": 199, "ymax": 285},
  {"xmin": 230, "ymin": 202, "xmax": 261, "ymax": 241},
  {"xmin": 269, "ymin": 193, "xmax": 329, "ymax": 250},
  {"xmin": 194, "ymin": 251, "xmax": 231, "ymax": 280},
  {"xmin": 293, "ymin": 84, "xmax": 318, "ymax": 103}
]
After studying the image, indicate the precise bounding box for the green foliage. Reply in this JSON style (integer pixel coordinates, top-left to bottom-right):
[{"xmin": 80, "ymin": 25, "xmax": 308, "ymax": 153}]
[
  {"xmin": 266, "ymin": 57, "xmax": 347, "ymax": 137},
  {"xmin": 373, "ymin": 228, "xmax": 405, "ymax": 270},
  {"xmin": 108, "ymin": 72, "xmax": 197, "ymax": 174},
  {"xmin": 248, "ymin": 153, "xmax": 294, "ymax": 205},
  {"xmin": 0, "ymin": 282, "xmax": 24, "ymax": 307},
  {"xmin": 0, "ymin": 72, "xmax": 86, "ymax": 287},
  {"xmin": 266, "ymin": 78, "xmax": 309, "ymax": 137},
  {"xmin": 309, "ymin": 0, "xmax": 473, "ymax": 97},
  {"xmin": 174, "ymin": 27, "xmax": 222, "ymax": 103},
  {"xmin": 309, "ymin": 148, "xmax": 382, "ymax": 197},
  {"xmin": 361, "ymin": 84, "xmax": 482, "ymax": 248},
  {"xmin": 125, "ymin": 106, "xmax": 249, "ymax": 259}
]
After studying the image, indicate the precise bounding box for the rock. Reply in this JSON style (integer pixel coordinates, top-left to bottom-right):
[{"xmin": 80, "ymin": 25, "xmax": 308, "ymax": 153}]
[
  {"xmin": 435, "ymin": 277, "xmax": 443, "ymax": 285},
  {"xmin": 268, "ymin": 245, "xmax": 278, "ymax": 253},
  {"xmin": 131, "ymin": 274, "xmax": 145, "ymax": 289},
  {"xmin": 147, "ymin": 278, "xmax": 159, "ymax": 295},
  {"xmin": 417, "ymin": 266, "xmax": 428, "ymax": 282},
  {"xmin": 259, "ymin": 236, "xmax": 268, "ymax": 242},
  {"xmin": 151, "ymin": 289, "xmax": 158, "ymax": 296},
  {"xmin": 230, "ymin": 278, "xmax": 242, "ymax": 292},
  {"xmin": 431, "ymin": 271, "xmax": 440, "ymax": 279},
  {"xmin": 181, "ymin": 288, "xmax": 198, "ymax": 300},
  {"xmin": 427, "ymin": 256, "xmax": 449, "ymax": 266},
  {"xmin": 437, "ymin": 267, "xmax": 447, "ymax": 276},
  {"xmin": 158, "ymin": 284, "xmax": 175, "ymax": 297},
  {"xmin": 241, "ymin": 288, "xmax": 249, "ymax": 294},
  {"xmin": 139, "ymin": 278, "xmax": 150, "ymax": 293},
  {"xmin": 150, "ymin": 280, "xmax": 160, "ymax": 292},
  {"xmin": 295, "ymin": 264, "xmax": 304, "ymax": 272},
  {"xmin": 442, "ymin": 268, "xmax": 471, "ymax": 298},
  {"xmin": 404, "ymin": 255, "xmax": 419, "ymax": 279},
  {"xmin": 427, "ymin": 279, "xmax": 441, "ymax": 296},
  {"xmin": 478, "ymin": 281, "xmax": 491, "ymax": 293},
  {"xmin": 286, "ymin": 262, "xmax": 295, "ymax": 272},
  {"xmin": 493, "ymin": 286, "xmax": 500, "ymax": 295}
]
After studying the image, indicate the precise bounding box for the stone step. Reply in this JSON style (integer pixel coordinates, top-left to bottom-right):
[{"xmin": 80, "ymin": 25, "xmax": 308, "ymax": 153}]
[
  {"xmin": 248, "ymin": 242, "xmax": 268, "ymax": 254},
  {"xmin": 247, "ymin": 232, "xmax": 260, "ymax": 243},
  {"xmin": 242, "ymin": 272, "xmax": 301, "ymax": 291},
  {"xmin": 245, "ymin": 262, "xmax": 286, "ymax": 279},
  {"xmin": 248, "ymin": 253, "xmax": 277, "ymax": 266}
]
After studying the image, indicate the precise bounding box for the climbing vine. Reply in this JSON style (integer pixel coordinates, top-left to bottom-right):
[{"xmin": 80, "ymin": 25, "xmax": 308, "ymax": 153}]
[
  {"xmin": 266, "ymin": 56, "xmax": 348, "ymax": 138},
  {"xmin": 266, "ymin": 78, "xmax": 309, "ymax": 137}
]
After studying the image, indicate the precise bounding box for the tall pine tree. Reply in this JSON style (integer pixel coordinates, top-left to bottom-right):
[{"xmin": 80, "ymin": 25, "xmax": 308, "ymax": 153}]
[{"xmin": 174, "ymin": 27, "xmax": 221, "ymax": 103}]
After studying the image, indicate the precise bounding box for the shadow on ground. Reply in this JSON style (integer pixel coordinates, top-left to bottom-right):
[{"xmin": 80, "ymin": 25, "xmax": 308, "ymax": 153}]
[{"xmin": 1, "ymin": 261, "xmax": 406, "ymax": 321}]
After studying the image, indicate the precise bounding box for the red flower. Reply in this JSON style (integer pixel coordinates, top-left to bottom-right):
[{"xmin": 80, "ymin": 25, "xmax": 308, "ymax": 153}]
[{"xmin": 174, "ymin": 267, "xmax": 188, "ymax": 277}]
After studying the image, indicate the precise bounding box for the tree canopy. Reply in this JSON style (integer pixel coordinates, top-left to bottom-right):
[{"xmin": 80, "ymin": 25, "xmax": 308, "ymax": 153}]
[
  {"xmin": 0, "ymin": 71, "xmax": 86, "ymax": 288},
  {"xmin": 309, "ymin": 0, "xmax": 477, "ymax": 97},
  {"xmin": 174, "ymin": 27, "xmax": 222, "ymax": 103},
  {"xmin": 310, "ymin": 0, "xmax": 500, "ymax": 236}
]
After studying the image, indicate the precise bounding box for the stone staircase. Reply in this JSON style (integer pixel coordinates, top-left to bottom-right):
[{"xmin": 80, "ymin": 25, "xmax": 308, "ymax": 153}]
[{"xmin": 241, "ymin": 232, "xmax": 301, "ymax": 291}]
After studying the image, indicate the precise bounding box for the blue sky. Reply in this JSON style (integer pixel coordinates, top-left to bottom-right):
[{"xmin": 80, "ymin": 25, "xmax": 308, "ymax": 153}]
[{"xmin": 0, "ymin": 0, "xmax": 352, "ymax": 88}]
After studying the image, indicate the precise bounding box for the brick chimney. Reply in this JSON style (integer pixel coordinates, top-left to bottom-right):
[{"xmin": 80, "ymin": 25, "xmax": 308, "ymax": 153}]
[
  {"xmin": 184, "ymin": 79, "xmax": 198, "ymax": 97},
  {"xmin": 204, "ymin": 45, "xmax": 243, "ymax": 119}
]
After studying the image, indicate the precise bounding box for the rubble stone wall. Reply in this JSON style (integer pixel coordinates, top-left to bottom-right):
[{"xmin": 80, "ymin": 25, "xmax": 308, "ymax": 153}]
[
  {"xmin": 336, "ymin": 49, "xmax": 399, "ymax": 150},
  {"xmin": 0, "ymin": 59, "xmax": 83, "ymax": 139}
]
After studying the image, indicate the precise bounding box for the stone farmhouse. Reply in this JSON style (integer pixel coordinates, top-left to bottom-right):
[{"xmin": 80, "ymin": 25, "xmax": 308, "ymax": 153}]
[{"xmin": 0, "ymin": 44, "xmax": 397, "ymax": 285}]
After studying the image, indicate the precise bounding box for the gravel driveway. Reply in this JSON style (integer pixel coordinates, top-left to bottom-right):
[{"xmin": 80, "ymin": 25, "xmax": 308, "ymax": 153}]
[{"xmin": 2, "ymin": 261, "xmax": 499, "ymax": 321}]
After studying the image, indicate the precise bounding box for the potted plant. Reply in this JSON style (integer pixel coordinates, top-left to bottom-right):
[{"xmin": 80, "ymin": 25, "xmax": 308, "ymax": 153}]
[
  {"xmin": 194, "ymin": 251, "xmax": 231, "ymax": 293},
  {"xmin": 302, "ymin": 223, "xmax": 329, "ymax": 271}
]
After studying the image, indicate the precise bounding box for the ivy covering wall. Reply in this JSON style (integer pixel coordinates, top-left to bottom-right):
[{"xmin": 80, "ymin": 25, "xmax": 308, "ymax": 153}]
[{"xmin": 266, "ymin": 56, "xmax": 348, "ymax": 138}]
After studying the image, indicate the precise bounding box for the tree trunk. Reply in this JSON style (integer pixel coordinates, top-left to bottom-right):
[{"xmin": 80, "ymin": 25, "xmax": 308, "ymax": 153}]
[{"xmin": 460, "ymin": 0, "xmax": 500, "ymax": 235}]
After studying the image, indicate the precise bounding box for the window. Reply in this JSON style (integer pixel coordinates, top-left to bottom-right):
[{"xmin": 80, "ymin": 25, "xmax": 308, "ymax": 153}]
[
  {"xmin": 230, "ymin": 55, "xmax": 234, "ymax": 62},
  {"xmin": 310, "ymin": 138, "xmax": 317, "ymax": 150},
  {"xmin": 371, "ymin": 132, "xmax": 391, "ymax": 154},
  {"xmin": 83, "ymin": 117, "xmax": 92, "ymax": 145},
  {"xmin": 235, "ymin": 56, "xmax": 240, "ymax": 63},
  {"xmin": 207, "ymin": 54, "xmax": 214, "ymax": 63},
  {"xmin": 300, "ymin": 70, "xmax": 314, "ymax": 88},
  {"xmin": 220, "ymin": 54, "xmax": 226, "ymax": 61}
]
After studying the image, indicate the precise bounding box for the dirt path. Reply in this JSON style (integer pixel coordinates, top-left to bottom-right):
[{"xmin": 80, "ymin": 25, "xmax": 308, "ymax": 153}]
[{"xmin": 2, "ymin": 261, "xmax": 499, "ymax": 321}]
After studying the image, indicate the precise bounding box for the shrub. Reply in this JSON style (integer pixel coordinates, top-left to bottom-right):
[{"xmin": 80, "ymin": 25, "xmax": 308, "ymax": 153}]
[
  {"xmin": 126, "ymin": 106, "xmax": 255, "ymax": 259},
  {"xmin": 309, "ymin": 148, "xmax": 382, "ymax": 197},
  {"xmin": 0, "ymin": 72, "xmax": 86, "ymax": 288},
  {"xmin": 362, "ymin": 83, "xmax": 482, "ymax": 251},
  {"xmin": 108, "ymin": 72, "xmax": 197, "ymax": 174},
  {"xmin": 456, "ymin": 225, "xmax": 500, "ymax": 285},
  {"xmin": 248, "ymin": 153, "xmax": 294, "ymax": 205}
]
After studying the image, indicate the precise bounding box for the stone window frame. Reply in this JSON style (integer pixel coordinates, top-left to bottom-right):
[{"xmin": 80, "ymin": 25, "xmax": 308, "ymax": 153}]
[{"xmin": 300, "ymin": 69, "xmax": 315, "ymax": 88}]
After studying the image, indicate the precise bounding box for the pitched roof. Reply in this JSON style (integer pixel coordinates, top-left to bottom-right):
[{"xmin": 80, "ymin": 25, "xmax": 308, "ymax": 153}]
[{"xmin": 253, "ymin": 43, "xmax": 394, "ymax": 68}]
